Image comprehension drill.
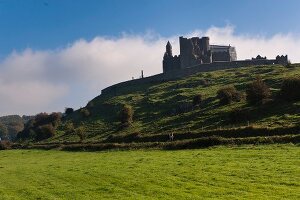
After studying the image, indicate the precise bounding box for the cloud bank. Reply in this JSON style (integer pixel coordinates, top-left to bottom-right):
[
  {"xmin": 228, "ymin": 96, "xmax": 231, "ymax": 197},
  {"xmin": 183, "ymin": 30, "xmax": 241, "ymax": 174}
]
[{"xmin": 0, "ymin": 26, "xmax": 299, "ymax": 115}]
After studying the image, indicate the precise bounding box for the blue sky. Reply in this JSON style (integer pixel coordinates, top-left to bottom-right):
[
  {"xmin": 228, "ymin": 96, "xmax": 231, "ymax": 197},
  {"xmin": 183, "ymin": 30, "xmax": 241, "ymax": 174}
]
[
  {"xmin": 0, "ymin": 0, "xmax": 300, "ymax": 115},
  {"xmin": 1, "ymin": 0, "xmax": 300, "ymax": 57}
]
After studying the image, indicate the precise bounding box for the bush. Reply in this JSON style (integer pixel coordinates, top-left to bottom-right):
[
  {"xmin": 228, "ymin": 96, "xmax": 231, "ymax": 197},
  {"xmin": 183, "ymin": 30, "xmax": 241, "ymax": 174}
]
[
  {"xmin": 80, "ymin": 108, "xmax": 90, "ymax": 117},
  {"xmin": 0, "ymin": 140, "xmax": 11, "ymax": 150},
  {"xmin": 86, "ymin": 101, "xmax": 94, "ymax": 108},
  {"xmin": 75, "ymin": 126, "xmax": 86, "ymax": 142},
  {"xmin": 120, "ymin": 105, "xmax": 133, "ymax": 125},
  {"xmin": 35, "ymin": 124, "xmax": 55, "ymax": 141},
  {"xmin": 246, "ymin": 76, "xmax": 271, "ymax": 105},
  {"xmin": 0, "ymin": 122, "xmax": 8, "ymax": 139},
  {"xmin": 16, "ymin": 112, "xmax": 61, "ymax": 141},
  {"xmin": 64, "ymin": 122, "xmax": 75, "ymax": 134},
  {"xmin": 280, "ymin": 77, "xmax": 300, "ymax": 101},
  {"xmin": 193, "ymin": 94, "xmax": 203, "ymax": 106},
  {"xmin": 217, "ymin": 85, "xmax": 242, "ymax": 105},
  {"xmin": 65, "ymin": 107, "xmax": 74, "ymax": 115},
  {"xmin": 49, "ymin": 112, "xmax": 62, "ymax": 127},
  {"xmin": 229, "ymin": 108, "xmax": 250, "ymax": 123}
]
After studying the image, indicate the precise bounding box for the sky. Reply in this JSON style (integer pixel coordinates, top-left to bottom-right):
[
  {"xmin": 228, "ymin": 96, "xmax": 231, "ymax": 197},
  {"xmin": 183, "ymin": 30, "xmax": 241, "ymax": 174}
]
[{"xmin": 0, "ymin": 0, "xmax": 300, "ymax": 116}]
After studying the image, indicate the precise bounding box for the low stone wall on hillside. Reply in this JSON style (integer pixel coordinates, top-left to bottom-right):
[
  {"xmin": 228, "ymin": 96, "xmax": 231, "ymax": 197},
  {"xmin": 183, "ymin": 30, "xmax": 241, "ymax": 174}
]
[{"xmin": 101, "ymin": 58, "xmax": 286, "ymax": 96}]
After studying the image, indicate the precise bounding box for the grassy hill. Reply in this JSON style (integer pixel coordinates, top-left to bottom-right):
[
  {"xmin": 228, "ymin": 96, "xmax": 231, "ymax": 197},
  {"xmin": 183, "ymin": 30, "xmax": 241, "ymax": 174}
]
[{"xmin": 15, "ymin": 64, "xmax": 300, "ymax": 149}]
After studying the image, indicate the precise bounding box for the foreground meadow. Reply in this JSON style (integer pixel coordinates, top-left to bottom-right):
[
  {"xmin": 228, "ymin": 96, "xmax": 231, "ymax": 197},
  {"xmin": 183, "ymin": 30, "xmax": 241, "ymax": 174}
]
[{"xmin": 0, "ymin": 145, "xmax": 299, "ymax": 199}]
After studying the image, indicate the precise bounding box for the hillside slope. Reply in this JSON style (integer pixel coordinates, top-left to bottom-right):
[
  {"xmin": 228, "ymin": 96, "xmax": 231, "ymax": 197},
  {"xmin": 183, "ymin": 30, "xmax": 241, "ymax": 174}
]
[{"xmin": 42, "ymin": 64, "xmax": 300, "ymax": 144}]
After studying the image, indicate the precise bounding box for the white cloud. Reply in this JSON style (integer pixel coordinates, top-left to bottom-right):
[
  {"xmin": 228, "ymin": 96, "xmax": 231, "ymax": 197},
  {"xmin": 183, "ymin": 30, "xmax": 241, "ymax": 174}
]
[
  {"xmin": 189, "ymin": 26, "xmax": 300, "ymax": 62},
  {"xmin": 0, "ymin": 26, "xmax": 299, "ymax": 115}
]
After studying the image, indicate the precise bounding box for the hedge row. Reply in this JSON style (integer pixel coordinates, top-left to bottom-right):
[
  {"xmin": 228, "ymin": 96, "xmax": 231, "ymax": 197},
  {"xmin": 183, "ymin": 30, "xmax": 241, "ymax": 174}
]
[
  {"xmin": 10, "ymin": 134, "xmax": 300, "ymax": 151},
  {"xmin": 105, "ymin": 126, "xmax": 300, "ymax": 143}
]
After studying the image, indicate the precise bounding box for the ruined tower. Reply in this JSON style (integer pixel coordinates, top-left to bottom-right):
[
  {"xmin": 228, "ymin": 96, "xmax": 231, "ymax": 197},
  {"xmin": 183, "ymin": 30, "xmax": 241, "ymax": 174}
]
[
  {"xmin": 165, "ymin": 41, "xmax": 172, "ymax": 57},
  {"xmin": 162, "ymin": 41, "xmax": 180, "ymax": 73}
]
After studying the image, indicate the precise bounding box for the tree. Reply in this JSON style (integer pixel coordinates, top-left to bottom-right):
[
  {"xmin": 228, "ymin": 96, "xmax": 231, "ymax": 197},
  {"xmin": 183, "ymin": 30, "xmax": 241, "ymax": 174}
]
[
  {"xmin": 280, "ymin": 77, "xmax": 300, "ymax": 101},
  {"xmin": 217, "ymin": 85, "xmax": 242, "ymax": 105},
  {"xmin": 75, "ymin": 126, "xmax": 86, "ymax": 142},
  {"xmin": 64, "ymin": 121, "xmax": 75, "ymax": 134},
  {"xmin": 246, "ymin": 77, "xmax": 271, "ymax": 104},
  {"xmin": 0, "ymin": 122, "xmax": 8, "ymax": 139},
  {"xmin": 65, "ymin": 107, "xmax": 74, "ymax": 115},
  {"xmin": 35, "ymin": 124, "xmax": 55, "ymax": 141},
  {"xmin": 193, "ymin": 94, "xmax": 203, "ymax": 106},
  {"xmin": 120, "ymin": 104, "xmax": 133, "ymax": 125},
  {"xmin": 80, "ymin": 108, "xmax": 90, "ymax": 117}
]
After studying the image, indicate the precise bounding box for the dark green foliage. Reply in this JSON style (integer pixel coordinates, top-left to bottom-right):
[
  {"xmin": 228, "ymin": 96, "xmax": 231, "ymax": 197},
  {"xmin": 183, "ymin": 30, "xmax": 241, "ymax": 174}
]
[
  {"xmin": 120, "ymin": 105, "xmax": 133, "ymax": 125},
  {"xmin": 0, "ymin": 115, "xmax": 24, "ymax": 140},
  {"xmin": 65, "ymin": 107, "xmax": 74, "ymax": 115},
  {"xmin": 246, "ymin": 77, "xmax": 271, "ymax": 104},
  {"xmin": 217, "ymin": 85, "xmax": 242, "ymax": 105},
  {"xmin": 280, "ymin": 76, "xmax": 300, "ymax": 101},
  {"xmin": 80, "ymin": 108, "xmax": 90, "ymax": 117},
  {"xmin": 34, "ymin": 112, "xmax": 62, "ymax": 128},
  {"xmin": 0, "ymin": 140, "xmax": 11, "ymax": 150},
  {"xmin": 228, "ymin": 108, "xmax": 250, "ymax": 123},
  {"xmin": 35, "ymin": 124, "xmax": 55, "ymax": 141},
  {"xmin": 75, "ymin": 126, "xmax": 86, "ymax": 142},
  {"xmin": 193, "ymin": 94, "xmax": 203, "ymax": 106},
  {"xmin": 64, "ymin": 121, "xmax": 75, "ymax": 134},
  {"xmin": 16, "ymin": 112, "xmax": 61, "ymax": 141},
  {"xmin": 86, "ymin": 101, "xmax": 94, "ymax": 108},
  {"xmin": 0, "ymin": 122, "xmax": 8, "ymax": 139}
]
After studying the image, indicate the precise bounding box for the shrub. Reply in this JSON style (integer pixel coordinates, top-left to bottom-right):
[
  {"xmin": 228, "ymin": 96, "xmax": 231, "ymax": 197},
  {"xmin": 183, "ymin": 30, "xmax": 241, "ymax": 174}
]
[
  {"xmin": 64, "ymin": 121, "xmax": 75, "ymax": 134},
  {"xmin": 246, "ymin": 77, "xmax": 271, "ymax": 104},
  {"xmin": 80, "ymin": 108, "xmax": 90, "ymax": 117},
  {"xmin": 217, "ymin": 85, "xmax": 242, "ymax": 105},
  {"xmin": 86, "ymin": 101, "xmax": 94, "ymax": 108},
  {"xmin": 0, "ymin": 140, "xmax": 11, "ymax": 150},
  {"xmin": 75, "ymin": 126, "xmax": 86, "ymax": 142},
  {"xmin": 35, "ymin": 124, "xmax": 55, "ymax": 141},
  {"xmin": 193, "ymin": 94, "xmax": 203, "ymax": 106},
  {"xmin": 0, "ymin": 122, "xmax": 8, "ymax": 139},
  {"xmin": 229, "ymin": 108, "xmax": 250, "ymax": 123},
  {"xmin": 120, "ymin": 104, "xmax": 133, "ymax": 125},
  {"xmin": 65, "ymin": 107, "xmax": 74, "ymax": 115},
  {"xmin": 16, "ymin": 112, "xmax": 61, "ymax": 141},
  {"xmin": 280, "ymin": 77, "xmax": 300, "ymax": 101},
  {"xmin": 49, "ymin": 112, "xmax": 62, "ymax": 127}
]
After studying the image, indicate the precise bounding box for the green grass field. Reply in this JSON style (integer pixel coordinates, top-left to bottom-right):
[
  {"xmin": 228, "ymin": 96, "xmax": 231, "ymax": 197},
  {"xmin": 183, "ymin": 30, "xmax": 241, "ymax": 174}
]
[{"xmin": 0, "ymin": 144, "xmax": 299, "ymax": 199}]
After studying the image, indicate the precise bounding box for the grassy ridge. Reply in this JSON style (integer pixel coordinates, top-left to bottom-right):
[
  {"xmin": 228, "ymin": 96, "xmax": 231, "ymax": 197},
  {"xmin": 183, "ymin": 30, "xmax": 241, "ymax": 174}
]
[
  {"xmin": 0, "ymin": 145, "xmax": 299, "ymax": 199},
  {"xmin": 48, "ymin": 64, "xmax": 300, "ymax": 143}
]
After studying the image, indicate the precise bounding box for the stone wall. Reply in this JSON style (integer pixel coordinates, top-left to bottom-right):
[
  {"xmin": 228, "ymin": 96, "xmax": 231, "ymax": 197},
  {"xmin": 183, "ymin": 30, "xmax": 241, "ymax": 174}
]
[{"xmin": 101, "ymin": 56, "xmax": 288, "ymax": 96}]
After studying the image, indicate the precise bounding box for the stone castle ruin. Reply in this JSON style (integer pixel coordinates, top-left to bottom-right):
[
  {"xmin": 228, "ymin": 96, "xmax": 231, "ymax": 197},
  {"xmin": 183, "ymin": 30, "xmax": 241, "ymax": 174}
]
[
  {"xmin": 163, "ymin": 36, "xmax": 237, "ymax": 72},
  {"xmin": 101, "ymin": 36, "xmax": 288, "ymax": 95},
  {"xmin": 163, "ymin": 36, "xmax": 286, "ymax": 73}
]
